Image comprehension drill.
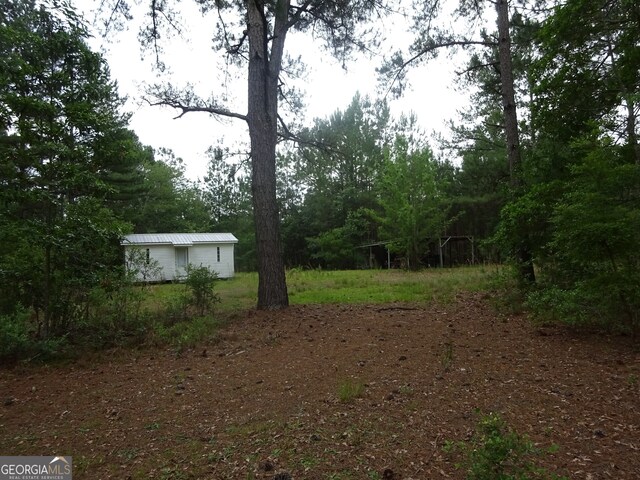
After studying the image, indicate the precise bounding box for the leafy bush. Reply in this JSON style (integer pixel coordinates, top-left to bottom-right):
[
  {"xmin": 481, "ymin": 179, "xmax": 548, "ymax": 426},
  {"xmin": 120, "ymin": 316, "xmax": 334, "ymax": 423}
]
[
  {"xmin": 80, "ymin": 270, "xmax": 151, "ymax": 348},
  {"xmin": 184, "ymin": 265, "xmax": 220, "ymax": 316},
  {"xmin": 0, "ymin": 308, "xmax": 66, "ymax": 362},
  {"xmin": 527, "ymin": 151, "xmax": 640, "ymax": 335},
  {"xmin": 0, "ymin": 309, "xmax": 31, "ymax": 360},
  {"xmin": 444, "ymin": 412, "xmax": 566, "ymax": 480}
]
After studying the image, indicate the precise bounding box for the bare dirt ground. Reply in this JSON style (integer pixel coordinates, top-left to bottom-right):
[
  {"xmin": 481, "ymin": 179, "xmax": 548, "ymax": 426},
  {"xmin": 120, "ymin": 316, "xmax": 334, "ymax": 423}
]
[{"xmin": 1, "ymin": 293, "xmax": 638, "ymax": 479}]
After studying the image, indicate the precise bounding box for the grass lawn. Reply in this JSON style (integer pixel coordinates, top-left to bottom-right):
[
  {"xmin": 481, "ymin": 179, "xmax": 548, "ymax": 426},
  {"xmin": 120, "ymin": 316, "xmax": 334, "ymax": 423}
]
[
  {"xmin": 284, "ymin": 266, "xmax": 499, "ymax": 305},
  {"xmin": 146, "ymin": 265, "xmax": 500, "ymax": 314},
  {"xmin": 145, "ymin": 265, "xmax": 501, "ymax": 312}
]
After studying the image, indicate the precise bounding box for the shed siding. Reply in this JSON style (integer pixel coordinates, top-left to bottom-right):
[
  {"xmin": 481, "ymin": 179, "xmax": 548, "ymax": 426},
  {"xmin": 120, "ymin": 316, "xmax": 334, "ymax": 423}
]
[
  {"xmin": 153, "ymin": 245, "xmax": 177, "ymax": 281},
  {"xmin": 124, "ymin": 243, "xmax": 235, "ymax": 282},
  {"xmin": 189, "ymin": 244, "xmax": 235, "ymax": 279}
]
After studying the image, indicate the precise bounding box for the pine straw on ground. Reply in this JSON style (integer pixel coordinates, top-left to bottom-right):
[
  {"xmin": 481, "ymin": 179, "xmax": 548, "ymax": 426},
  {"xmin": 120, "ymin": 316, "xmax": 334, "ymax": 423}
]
[{"xmin": 1, "ymin": 293, "xmax": 638, "ymax": 479}]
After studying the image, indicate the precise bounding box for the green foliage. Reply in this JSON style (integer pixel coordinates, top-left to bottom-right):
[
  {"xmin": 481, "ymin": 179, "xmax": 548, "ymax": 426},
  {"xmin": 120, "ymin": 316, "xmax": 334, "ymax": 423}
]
[
  {"xmin": 0, "ymin": 265, "xmax": 225, "ymax": 361},
  {"xmin": 533, "ymin": 0, "xmax": 639, "ymax": 148},
  {"xmin": 0, "ymin": 0, "xmax": 142, "ymax": 344},
  {"xmin": 375, "ymin": 126, "xmax": 448, "ymax": 269},
  {"xmin": 0, "ymin": 0, "xmax": 220, "ymax": 359},
  {"xmin": 285, "ymin": 267, "xmax": 493, "ymax": 304},
  {"xmin": 184, "ymin": 265, "xmax": 221, "ymax": 316},
  {"xmin": 307, "ymin": 211, "xmax": 370, "ymax": 269},
  {"xmin": 0, "ymin": 309, "xmax": 64, "ymax": 361},
  {"xmin": 490, "ymin": 182, "xmax": 559, "ymax": 285},
  {"xmin": 281, "ymin": 94, "xmax": 389, "ymax": 268},
  {"xmin": 0, "ymin": 310, "xmax": 29, "ymax": 360},
  {"xmin": 0, "ymin": 270, "xmax": 152, "ymax": 361},
  {"xmin": 445, "ymin": 412, "xmax": 566, "ymax": 480},
  {"xmin": 125, "ymin": 247, "xmax": 164, "ymax": 284},
  {"xmin": 502, "ymin": 0, "xmax": 640, "ymax": 333},
  {"xmin": 78, "ymin": 270, "xmax": 150, "ymax": 348},
  {"xmin": 152, "ymin": 315, "xmax": 221, "ymax": 351},
  {"xmin": 0, "ymin": 309, "xmax": 67, "ymax": 362},
  {"xmin": 133, "ymin": 150, "xmax": 211, "ymax": 234},
  {"xmin": 526, "ymin": 145, "xmax": 640, "ymax": 334},
  {"xmin": 142, "ymin": 266, "xmax": 222, "ymax": 349}
]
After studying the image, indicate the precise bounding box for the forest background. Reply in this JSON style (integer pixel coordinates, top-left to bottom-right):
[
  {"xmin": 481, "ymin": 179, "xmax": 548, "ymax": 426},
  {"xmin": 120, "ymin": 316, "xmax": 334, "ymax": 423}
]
[{"xmin": 0, "ymin": 0, "xmax": 638, "ymax": 359}]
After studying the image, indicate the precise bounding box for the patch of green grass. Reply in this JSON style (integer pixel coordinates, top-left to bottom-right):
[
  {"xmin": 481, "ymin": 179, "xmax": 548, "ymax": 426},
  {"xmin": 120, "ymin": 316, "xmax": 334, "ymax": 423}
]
[
  {"xmin": 286, "ymin": 267, "xmax": 494, "ymax": 304},
  {"xmin": 338, "ymin": 378, "xmax": 365, "ymax": 403},
  {"xmin": 158, "ymin": 467, "xmax": 189, "ymax": 480},
  {"xmin": 214, "ymin": 273, "xmax": 259, "ymax": 312},
  {"xmin": 144, "ymin": 266, "xmax": 496, "ymax": 314},
  {"xmin": 299, "ymin": 454, "xmax": 319, "ymax": 470},
  {"xmin": 78, "ymin": 418, "xmax": 103, "ymax": 433},
  {"xmin": 398, "ymin": 384, "xmax": 413, "ymax": 395},
  {"xmin": 116, "ymin": 447, "xmax": 139, "ymax": 461},
  {"xmin": 73, "ymin": 454, "xmax": 105, "ymax": 475},
  {"xmin": 152, "ymin": 315, "xmax": 222, "ymax": 350}
]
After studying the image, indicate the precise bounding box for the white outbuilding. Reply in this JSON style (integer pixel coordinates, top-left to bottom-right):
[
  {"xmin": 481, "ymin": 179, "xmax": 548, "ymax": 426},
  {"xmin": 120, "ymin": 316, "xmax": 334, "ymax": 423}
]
[{"xmin": 121, "ymin": 233, "xmax": 238, "ymax": 282}]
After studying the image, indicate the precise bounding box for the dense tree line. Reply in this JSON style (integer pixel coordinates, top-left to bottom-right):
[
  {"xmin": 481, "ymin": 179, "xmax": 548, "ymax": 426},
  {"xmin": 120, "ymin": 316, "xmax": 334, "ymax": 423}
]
[
  {"xmin": 386, "ymin": 0, "xmax": 639, "ymax": 332},
  {"xmin": 0, "ymin": 0, "xmax": 212, "ymax": 357},
  {"xmin": 1, "ymin": 0, "xmax": 637, "ymax": 356}
]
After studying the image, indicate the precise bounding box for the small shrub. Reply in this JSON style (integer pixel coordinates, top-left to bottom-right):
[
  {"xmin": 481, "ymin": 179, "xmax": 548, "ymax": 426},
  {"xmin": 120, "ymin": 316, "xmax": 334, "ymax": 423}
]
[
  {"xmin": 125, "ymin": 247, "xmax": 163, "ymax": 284},
  {"xmin": 81, "ymin": 271, "xmax": 151, "ymax": 348},
  {"xmin": 0, "ymin": 308, "xmax": 29, "ymax": 359},
  {"xmin": 0, "ymin": 308, "xmax": 66, "ymax": 362},
  {"xmin": 445, "ymin": 412, "xmax": 567, "ymax": 480},
  {"xmin": 486, "ymin": 266, "xmax": 527, "ymax": 315},
  {"xmin": 185, "ymin": 265, "xmax": 220, "ymax": 316}
]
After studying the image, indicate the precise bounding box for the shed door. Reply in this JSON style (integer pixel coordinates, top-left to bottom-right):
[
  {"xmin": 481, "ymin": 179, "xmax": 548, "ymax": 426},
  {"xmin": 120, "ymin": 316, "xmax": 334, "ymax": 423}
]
[{"xmin": 175, "ymin": 247, "xmax": 189, "ymax": 276}]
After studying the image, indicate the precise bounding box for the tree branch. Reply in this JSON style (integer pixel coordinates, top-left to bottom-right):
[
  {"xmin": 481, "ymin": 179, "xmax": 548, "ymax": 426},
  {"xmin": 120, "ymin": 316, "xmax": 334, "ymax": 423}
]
[
  {"xmin": 149, "ymin": 100, "xmax": 248, "ymax": 122},
  {"xmin": 276, "ymin": 114, "xmax": 344, "ymax": 156},
  {"xmin": 286, "ymin": 0, "xmax": 314, "ymax": 29},
  {"xmin": 144, "ymin": 84, "xmax": 248, "ymax": 122},
  {"xmin": 455, "ymin": 60, "xmax": 499, "ymax": 76},
  {"xmin": 383, "ymin": 39, "xmax": 497, "ymax": 98}
]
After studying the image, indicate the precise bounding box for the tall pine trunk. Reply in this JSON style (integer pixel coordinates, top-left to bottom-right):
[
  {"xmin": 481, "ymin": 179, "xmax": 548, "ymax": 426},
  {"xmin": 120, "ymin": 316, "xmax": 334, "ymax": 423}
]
[
  {"xmin": 246, "ymin": 0, "xmax": 289, "ymax": 309},
  {"xmin": 496, "ymin": 0, "xmax": 535, "ymax": 284}
]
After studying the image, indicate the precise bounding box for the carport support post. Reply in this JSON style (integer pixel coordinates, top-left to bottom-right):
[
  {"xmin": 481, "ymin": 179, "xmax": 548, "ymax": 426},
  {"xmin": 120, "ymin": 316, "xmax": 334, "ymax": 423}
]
[
  {"xmin": 387, "ymin": 246, "xmax": 391, "ymax": 269},
  {"xmin": 471, "ymin": 236, "xmax": 475, "ymax": 264}
]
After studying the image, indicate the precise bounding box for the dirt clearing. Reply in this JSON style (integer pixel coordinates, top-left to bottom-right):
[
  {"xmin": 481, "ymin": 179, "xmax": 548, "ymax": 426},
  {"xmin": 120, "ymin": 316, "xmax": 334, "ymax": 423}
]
[{"xmin": 1, "ymin": 293, "xmax": 638, "ymax": 479}]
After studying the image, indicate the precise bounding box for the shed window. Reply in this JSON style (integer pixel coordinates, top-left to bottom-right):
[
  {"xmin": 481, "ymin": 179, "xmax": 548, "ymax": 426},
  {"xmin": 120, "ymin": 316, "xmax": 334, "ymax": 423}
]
[
  {"xmin": 217, "ymin": 246, "xmax": 221, "ymax": 262},
  {"xmin": 145, "ymin": 248, "xmax": 150, "ymax": 264},
  {"xmin": 175, "ymin": 247, "xmax": 188, "ymax": 268}
]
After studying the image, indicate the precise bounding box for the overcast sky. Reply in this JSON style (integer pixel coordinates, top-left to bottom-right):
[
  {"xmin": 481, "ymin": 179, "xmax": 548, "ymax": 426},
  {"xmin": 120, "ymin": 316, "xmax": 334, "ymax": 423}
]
[{"xmin": 85, "ymin": 1, "xmax": 476, "ymax": 180}]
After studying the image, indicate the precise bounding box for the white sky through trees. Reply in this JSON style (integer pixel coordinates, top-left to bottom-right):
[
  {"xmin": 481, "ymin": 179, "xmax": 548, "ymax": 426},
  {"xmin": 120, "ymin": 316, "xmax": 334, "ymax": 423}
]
[{"xmin": 84, "ymin": 1, "xmax": 473, "ymax": 180}]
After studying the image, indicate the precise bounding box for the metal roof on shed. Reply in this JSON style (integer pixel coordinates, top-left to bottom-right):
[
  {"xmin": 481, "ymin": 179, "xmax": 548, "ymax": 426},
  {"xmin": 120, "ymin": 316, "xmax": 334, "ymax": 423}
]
[{"xmin": 121, "ymin": 233, "xmax": 238, "ymax": 246}]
